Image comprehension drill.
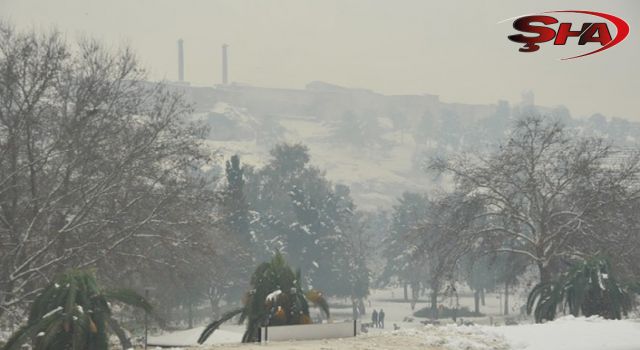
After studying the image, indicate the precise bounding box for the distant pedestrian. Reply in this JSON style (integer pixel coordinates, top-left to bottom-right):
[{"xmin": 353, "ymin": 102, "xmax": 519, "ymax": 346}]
[
  {"xmin": 371, "ymin": 309, "xmax": 378, "ymax": 328},
  {"xmin": 378, "ymin": 309, "xmax": 385, "ymax": 329}
]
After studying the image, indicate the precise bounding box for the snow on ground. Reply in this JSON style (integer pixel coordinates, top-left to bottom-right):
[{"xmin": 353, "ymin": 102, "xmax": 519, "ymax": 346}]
[
  {"xmin": 200, "ymin": 106, "xmax": 435, "ymax": 210},
  {"xmin": 149, "ymin": 287, "xmax": 640, "ymax": 350},
  {"xmin": 194, "ymin": 318, "xmax": 640, "ymax": 350},
  {"xmin": 487, "ymin": 315, "xmax": 640, "ymax": 350},
  {"xmin": 192, "ymin": 328, "xmax": 506, "ymax": 350},
  {"xmin": 148, "ymin": 326, "xmax": 242, "ymax": 347}
]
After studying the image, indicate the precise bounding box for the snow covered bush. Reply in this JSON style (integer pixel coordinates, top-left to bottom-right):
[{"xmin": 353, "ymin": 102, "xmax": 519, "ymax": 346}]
[
  {"xmin": 1, "ymin": 270, "xmax": 151, "ymax": 350},
  {"xmin": 526, "ymin": 257, "xmax": 638, "ymax": 323}
]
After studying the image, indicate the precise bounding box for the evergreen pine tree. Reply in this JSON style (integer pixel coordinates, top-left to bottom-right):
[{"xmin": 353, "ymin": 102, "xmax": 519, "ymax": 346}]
[{"xmin": 224, "ymin": 155, "xmax": 250, "ymax": 241}]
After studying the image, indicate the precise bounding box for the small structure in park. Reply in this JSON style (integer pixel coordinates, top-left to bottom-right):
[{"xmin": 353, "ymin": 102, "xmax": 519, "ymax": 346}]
[{"xmin": 198, "ymin": 252, "xmax": 333, "ymax": 343}]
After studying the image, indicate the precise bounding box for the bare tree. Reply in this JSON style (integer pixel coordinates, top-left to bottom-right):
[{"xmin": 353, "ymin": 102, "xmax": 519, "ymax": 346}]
[
  {"xmin": 381, "ymin": 192, "xmax": 429, "ymax": 305},
  {"xmin": 411, "ymin": 192, "xmax": 482, "ymax": 319},
  {"xmin": 0, "ymin": 23, "xmax": 218, "ymax": 319},
  {"xmin": 430, "ymin": 115, "xmax": 640, "ymax": 283}
]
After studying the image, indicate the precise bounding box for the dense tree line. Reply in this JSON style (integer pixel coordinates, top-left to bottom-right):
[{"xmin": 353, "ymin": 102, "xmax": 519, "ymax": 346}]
[
  {"xmin": 381, "ymin": 115, "xmax": 640, "ymax": 319},
  {"xmin": 0, "ymin": 24, "xmax": 223, "ymax": 327},
  {"xmin": 241, "ymin": 143, "xmax": 371, "ymax": 306},
  {"xmin": 0, "ymin": 25, "xmax": 374, "ymax": 331}
]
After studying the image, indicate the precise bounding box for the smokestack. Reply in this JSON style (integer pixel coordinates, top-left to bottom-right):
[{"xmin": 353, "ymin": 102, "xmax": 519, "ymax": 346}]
[
  {"xmin": 222, "ymin": 44, "xmax": 228, "ymax": 85},
  {"xmin": 178, "ymin": 39, "xmax": 184, "ymax": 82}
]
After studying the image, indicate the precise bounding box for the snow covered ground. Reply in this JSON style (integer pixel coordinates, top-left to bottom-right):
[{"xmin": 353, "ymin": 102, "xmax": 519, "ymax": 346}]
[
  {"xmin": 488, "ymin": 316, "xmax": 640, "ymax": 350},
  {"xmin": 178, "ymin": 317, "xmax": 640, "ymax": 350},
  {"xmin": 200, "ymin": 103, "xmax": 438, "ymax": 210},
  {"xmin": 148, "ymin": 326, "xmax": 242, "ymax": 347},
  {"xmin": 146, "ymin": 287, "xmax": 640, "ymax": 350}
]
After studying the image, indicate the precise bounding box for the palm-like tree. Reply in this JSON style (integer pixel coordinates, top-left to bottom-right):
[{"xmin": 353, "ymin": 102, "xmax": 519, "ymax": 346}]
[
  {"xmin": 198, "ymin": 252, "xmax": 330, "ymax": 343},
  {"xmin": 2, "ymin": 270, "xmax": 151, "ymax": 350},
  {"xmin": 527, "ymin": 257, "xmax": 637, "ymax": 323}
]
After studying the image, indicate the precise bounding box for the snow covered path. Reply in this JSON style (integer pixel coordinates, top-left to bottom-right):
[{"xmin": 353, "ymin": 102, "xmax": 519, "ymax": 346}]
[
  {"xmin": 197, "ymin": 317, "xmax": 640, "ymax": 350},
  {"xmin": 148, "ymin": 288, "xmax": 640, "ymax": 350},
  {"xmin": 193, "ymin": 327, "xmax": 502, "ymax": 350},
  {"xmin": 487, "ymin": 316, "xmax": 640, "ymax": 350},
  {"xmin": 148, "ymin": 327, "xmax": 242, "ymax": 347}
]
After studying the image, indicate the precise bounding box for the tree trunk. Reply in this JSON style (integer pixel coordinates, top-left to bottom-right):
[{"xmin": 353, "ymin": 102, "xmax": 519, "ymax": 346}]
[
  {"xmin": 430, "ymin": 290, "xmax": 438, "ymax": 319},
  {"xmin": 480, "ymin": 289, "xmax": 485, "ymax": 306},
  {"xmin": 358, "ymin": 298, "xmax": 366, "ymax": 316},
  {"xmin": 411, "ymin": 282, "xmax": 419, "ymax": 302},
  {"xmin": 209, "ymin": 296, "xmax": 220, "ymax": 320},
  {"xmin": 403, "ymin": 283, "xmax": 408, "ymax": 301},
  {"xmin": 504, "ymin": 282, "xmax": 509, "ymax": 315},
  {"xmin": 538, "ymin": 262, "xmax": 552, "ymax": 284},
  {"xmin": 187, "ymin": 299, "xmax": 194, "ymax": 328},
  {"xmin": 108, "ymin": 317, "xmax": 132, "ymax": 350},
  {"xmin": 474, "ymin": 289, "xmax": 480, "ymax": 314}
]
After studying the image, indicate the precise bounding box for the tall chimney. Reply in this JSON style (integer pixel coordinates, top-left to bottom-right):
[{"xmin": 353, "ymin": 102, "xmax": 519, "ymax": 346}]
[
  {"xmin": 222, "ymin": 44, "xmax": 228, "ymax": 85},
  {"xmin": 178, "ymin": 39, "xmax": 184, "ymax": 82}
]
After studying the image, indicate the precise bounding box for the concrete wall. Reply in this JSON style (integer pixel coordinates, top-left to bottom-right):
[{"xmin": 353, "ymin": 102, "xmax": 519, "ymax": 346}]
[{"xmin": 260, "ymin": 321, "xmax": 360, "ymax": 342}]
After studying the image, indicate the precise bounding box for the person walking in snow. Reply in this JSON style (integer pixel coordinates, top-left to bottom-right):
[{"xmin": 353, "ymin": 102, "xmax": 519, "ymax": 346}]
[
  {"xmin": 371, "ymin": 309, "xmax": 378, "ymax": 328},
  {"xmin": 378, "ymin": 309, "xmax": 385, "ymax": 329}
]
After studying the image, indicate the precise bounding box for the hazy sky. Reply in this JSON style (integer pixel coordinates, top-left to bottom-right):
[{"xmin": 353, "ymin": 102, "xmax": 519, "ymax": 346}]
[{"xmin": 1, "ymin": 0, "xmax": 639, "ymax": 120}]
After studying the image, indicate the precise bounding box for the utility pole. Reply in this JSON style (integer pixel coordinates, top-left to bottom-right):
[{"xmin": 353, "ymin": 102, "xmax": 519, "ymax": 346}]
[
  {"xmin": 222, "ymin": 44, "xmax": 229, "ymax": 85},
  {"xmin": 177, "ymin": 39, "xmax": 184, "ymax": 82}
]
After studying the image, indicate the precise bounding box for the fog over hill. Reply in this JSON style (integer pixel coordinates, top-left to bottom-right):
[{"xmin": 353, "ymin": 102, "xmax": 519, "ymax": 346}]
[{"xmin": 168, "ymin": 81, "xmax": 640, "ymax": 210}]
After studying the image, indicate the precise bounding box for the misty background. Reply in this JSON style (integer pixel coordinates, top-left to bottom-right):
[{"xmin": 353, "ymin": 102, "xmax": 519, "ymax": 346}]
[
  {"xmin": 2, "ymin": 2, "xmax": 640, "ymax": 348},
  {"xmin": 1, "ymin": 0, "xmax": 639, "ymax": 121}
]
